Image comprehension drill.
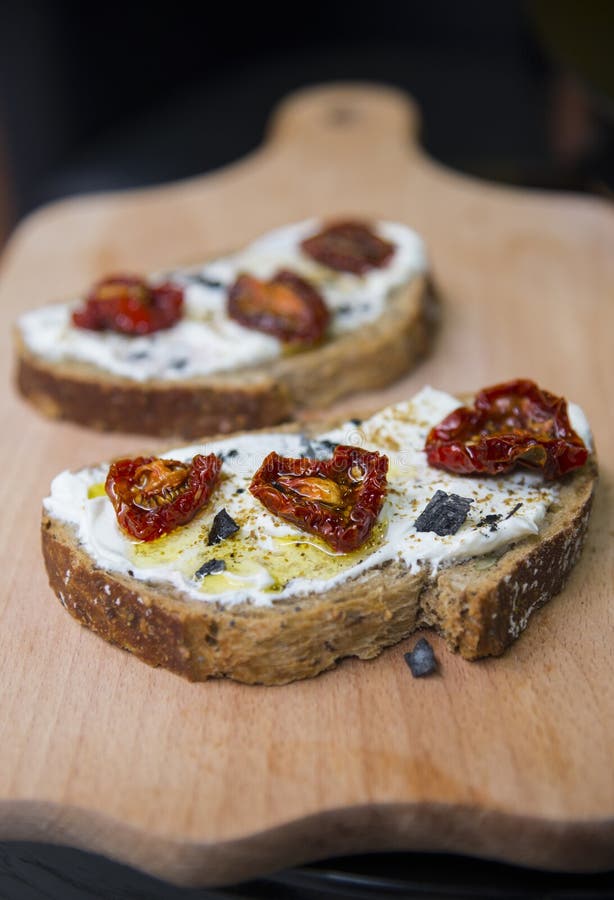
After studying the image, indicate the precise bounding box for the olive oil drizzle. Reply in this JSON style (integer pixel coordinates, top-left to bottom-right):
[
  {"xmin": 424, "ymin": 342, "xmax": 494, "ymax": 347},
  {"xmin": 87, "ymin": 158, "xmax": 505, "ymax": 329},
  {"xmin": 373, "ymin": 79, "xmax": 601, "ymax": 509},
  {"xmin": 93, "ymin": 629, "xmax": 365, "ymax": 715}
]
[{"xmin": 130, "ymin": 513, "xmax": 387, "ymax": 597}]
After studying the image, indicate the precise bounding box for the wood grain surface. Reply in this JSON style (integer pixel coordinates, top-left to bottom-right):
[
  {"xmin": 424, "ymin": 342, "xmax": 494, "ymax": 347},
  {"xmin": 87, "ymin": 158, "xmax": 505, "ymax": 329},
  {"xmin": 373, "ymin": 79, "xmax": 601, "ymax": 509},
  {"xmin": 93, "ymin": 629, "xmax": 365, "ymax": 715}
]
[{"xmin": 0, "ymin": 84, "xmax": 613, "ymax": 888}]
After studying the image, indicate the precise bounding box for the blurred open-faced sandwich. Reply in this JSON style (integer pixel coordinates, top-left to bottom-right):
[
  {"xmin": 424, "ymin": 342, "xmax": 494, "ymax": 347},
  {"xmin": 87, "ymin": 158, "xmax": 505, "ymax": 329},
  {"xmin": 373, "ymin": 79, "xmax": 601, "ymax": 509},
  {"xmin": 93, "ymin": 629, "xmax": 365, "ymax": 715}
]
[{"xmin": 17, "ymin": 219, "xmax": 436, "ymax": 438}]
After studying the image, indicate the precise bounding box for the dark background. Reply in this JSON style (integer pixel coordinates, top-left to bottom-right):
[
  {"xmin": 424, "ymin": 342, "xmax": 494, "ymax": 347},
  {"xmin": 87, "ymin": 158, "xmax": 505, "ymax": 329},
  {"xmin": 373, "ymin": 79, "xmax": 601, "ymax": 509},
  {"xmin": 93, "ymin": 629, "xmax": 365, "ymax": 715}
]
[
  {"xmin": 0, "ymin": 0, "xmax": 613, "ymax": 238},
  {"xmin": 1, "ymin": 1, "xmax": 613, "ymax": 897}
]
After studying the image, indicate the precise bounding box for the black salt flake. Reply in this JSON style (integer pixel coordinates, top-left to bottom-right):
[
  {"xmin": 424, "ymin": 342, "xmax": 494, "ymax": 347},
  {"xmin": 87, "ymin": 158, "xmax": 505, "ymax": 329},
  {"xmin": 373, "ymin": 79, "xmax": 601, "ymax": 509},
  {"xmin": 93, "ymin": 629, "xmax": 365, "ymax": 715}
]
[
  {"xmin": 298, "ymin": 436, "xmax": 338, "ymax": 460},
  {"xmin": 404, "ymin": 638, "xmax": 437, "ymax": 678},
  {"xmin": 415, "ymin": 490, "xmax": 473, "ymax": 536},
  {"xmin": 188, "ymin": 273, "xmax": 226, "ymax": 289},
  {"xmin": 476, "ymin": 513, "xmax": 502, "ymax": 532},
  {"xmin": 218, "ymin": 448, "xmax": 239, "ymax": 462},
  {"xmin": 194, "ymin": 558, "xmax": 226, "ymax": 579},
  {"xmin": 505, "ymin": 502, "xmax": 523, "ymax": 520},
  {"xmin": 207, "ymin": 508, "xmax": 240, "ymax": 545},
  {"xmin": 298, "ymin": 435, "xmax": 316, "ymax": 458}
]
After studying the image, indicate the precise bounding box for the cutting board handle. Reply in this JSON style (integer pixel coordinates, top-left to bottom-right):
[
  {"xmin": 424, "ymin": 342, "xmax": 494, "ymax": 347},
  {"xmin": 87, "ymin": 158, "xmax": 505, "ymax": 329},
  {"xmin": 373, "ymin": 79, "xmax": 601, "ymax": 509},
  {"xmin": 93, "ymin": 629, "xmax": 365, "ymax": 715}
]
[{"xmin": 267, "ymin": 83, "xmax": 422, "ymax": 157}]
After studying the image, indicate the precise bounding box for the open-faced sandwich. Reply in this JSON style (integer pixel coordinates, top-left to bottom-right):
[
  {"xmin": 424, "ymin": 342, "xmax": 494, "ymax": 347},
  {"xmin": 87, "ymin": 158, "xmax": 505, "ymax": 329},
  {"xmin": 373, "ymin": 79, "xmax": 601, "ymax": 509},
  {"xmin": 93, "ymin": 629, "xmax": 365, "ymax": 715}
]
[
  {"xmin": 42, "ymin": 379, "xmax": 596, "ymax": 685},
  {"xmin": 16, "ymin": 219, "xmax": 436, "ymax": 437}
]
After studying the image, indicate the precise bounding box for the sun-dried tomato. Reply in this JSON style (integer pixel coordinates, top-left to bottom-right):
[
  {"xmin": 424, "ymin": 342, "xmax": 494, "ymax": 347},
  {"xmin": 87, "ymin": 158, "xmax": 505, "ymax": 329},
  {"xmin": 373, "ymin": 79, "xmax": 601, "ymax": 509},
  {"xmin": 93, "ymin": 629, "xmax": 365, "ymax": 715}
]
[
  {"xmin": 227, "ymin": 269, "xmax": 329, "ymax": 345},
  {"xmin": 105, "ymin": 453, "xmax": 222, "ymax": 541},
  {"xmin": 72, "ymin": 274, "xmax": 183, "ymax": 335},
  {"xmin": 425, "ymin": 379, "xmax": 588, "ymax": 479},
  {"xmin": 301, "ymin": 221, "xmax": 395, "ymax": 274},
  {"xmin": 250, "ymin": 445, "xmax": 388, "ymax": 552}
]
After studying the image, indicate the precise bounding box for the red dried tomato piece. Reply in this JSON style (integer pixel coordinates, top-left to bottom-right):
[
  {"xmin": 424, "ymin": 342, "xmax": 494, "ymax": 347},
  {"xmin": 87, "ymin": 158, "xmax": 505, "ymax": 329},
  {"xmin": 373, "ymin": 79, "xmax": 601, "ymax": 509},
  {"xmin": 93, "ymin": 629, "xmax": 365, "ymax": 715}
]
[
  {"xmin": 425, "ymin": 379, "xmax": 588, "ymax": 479},
  {"xmin": 250, "ymin": 445, "xmax": 388, "ymax": 553},
  {"xmin": 301, "ymin": 221, "xmax": 395, "ymax": 274},
  {"xmin": 227, "ymin": 269, "xmax": 329, "ymax": 345},
  {"xmin": 105, "ymin": 453, "xmax": 222, "ymax": 541},
  {"xmin": 72, "ymin": 274, "xmax": 183, "ymax": 335}
]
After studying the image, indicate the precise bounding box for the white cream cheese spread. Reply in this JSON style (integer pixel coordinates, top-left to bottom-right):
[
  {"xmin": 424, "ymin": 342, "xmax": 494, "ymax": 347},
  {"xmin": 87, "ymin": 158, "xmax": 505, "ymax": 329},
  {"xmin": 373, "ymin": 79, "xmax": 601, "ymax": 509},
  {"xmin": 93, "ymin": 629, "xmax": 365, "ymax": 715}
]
[
  {"xmin": 43, "ymin": 387, "xmax": 593, "ymax": 608},
  {"xmin": 19, "ymin": 220, "xmax": 426, "ymax": 382}
]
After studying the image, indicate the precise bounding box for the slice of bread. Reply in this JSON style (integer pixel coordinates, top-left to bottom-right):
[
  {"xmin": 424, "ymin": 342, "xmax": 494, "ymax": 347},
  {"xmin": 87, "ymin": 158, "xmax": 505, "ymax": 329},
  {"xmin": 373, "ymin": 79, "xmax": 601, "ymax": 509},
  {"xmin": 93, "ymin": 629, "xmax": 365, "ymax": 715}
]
[
  {"xmin": 40, "ymin": 390, "xmax": 597, "ymax": 685},
  {"xmin": 15, "ymin": 221, "xmax": 437, "ymax": 438}
]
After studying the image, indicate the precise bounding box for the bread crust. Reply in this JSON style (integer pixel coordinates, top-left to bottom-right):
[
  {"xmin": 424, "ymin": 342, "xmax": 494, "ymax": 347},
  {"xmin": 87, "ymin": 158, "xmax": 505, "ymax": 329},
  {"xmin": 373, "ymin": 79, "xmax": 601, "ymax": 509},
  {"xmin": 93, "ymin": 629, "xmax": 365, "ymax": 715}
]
[
  {"xmin": 17, "ymin": 276, "xmax": 437, "ymax": 438},
  {"xmin": 41, "ymin": 454, "xmax": 596, "ymax": 685}
]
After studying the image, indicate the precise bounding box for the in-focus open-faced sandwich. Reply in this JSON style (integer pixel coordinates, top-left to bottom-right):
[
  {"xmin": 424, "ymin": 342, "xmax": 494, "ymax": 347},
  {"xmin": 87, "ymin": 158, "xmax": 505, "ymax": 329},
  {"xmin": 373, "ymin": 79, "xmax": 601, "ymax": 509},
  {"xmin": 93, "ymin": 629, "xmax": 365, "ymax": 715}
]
[
  {"xmin": 42, "ymin": 379, "xmax": 596, "ymax": 685},
  {"xmin": 16, "ymin": 219, "xmax": 436, "ymax": 437}
]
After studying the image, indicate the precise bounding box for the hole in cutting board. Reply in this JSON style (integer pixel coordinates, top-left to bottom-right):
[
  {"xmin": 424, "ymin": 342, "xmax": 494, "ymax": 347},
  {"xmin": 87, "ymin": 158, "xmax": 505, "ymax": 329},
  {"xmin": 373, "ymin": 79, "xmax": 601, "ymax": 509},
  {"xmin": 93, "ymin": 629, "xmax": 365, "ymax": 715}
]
[{"xmin": 327, "ymin": 106, "xmax": 361, "ymax": 126}]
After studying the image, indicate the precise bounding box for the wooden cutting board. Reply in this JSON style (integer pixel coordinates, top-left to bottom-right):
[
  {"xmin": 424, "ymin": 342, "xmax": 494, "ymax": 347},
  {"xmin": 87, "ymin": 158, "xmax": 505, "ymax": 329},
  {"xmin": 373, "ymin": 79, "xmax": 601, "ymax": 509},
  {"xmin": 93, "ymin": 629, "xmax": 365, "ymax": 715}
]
[{"xmin": 0, "ymin": 84, "xmax": 613, "ymax": 888}]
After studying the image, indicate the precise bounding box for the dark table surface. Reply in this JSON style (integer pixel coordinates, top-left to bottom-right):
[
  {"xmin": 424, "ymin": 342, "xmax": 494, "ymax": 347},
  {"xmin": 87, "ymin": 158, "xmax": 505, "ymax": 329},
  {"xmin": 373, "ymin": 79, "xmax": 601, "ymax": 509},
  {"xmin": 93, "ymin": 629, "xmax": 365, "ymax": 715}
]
[{"xmin": 2, "ymin": 843, "xmax": 614, "ymax": 900}]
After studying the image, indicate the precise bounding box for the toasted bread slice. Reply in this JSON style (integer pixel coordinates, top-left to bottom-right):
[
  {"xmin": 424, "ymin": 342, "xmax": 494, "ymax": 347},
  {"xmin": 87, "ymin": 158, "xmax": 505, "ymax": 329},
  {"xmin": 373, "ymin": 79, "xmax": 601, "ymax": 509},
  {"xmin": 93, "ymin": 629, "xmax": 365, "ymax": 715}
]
[
  {"xmin": 16, "ymin": 221, "xmax": 437, "ymax": 438},
  {"xmin": 41, "ymin": 389, "xmax": 596, "ymax": 685}
]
